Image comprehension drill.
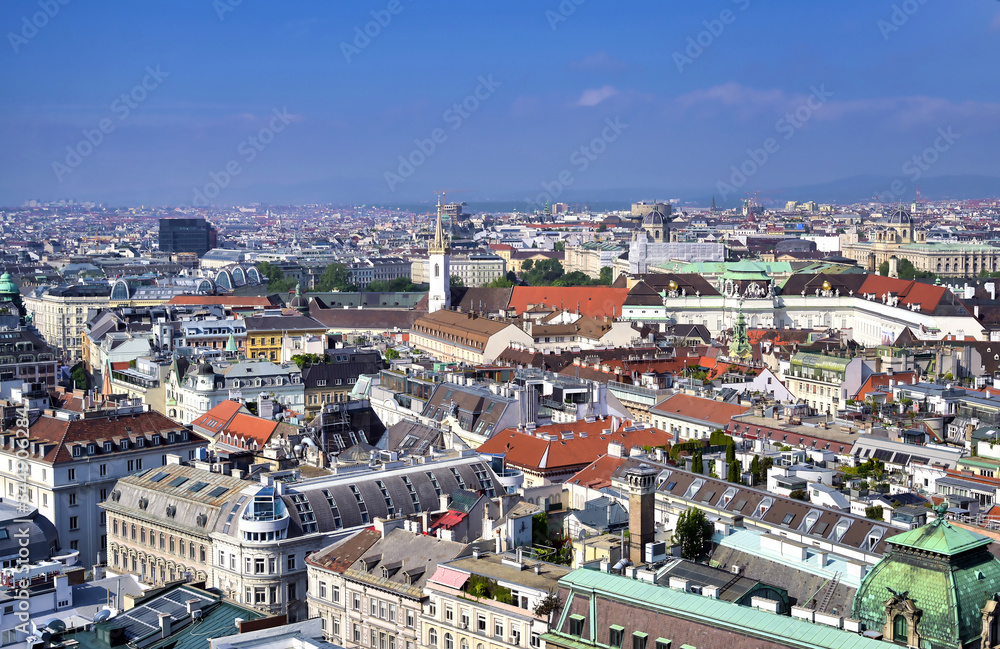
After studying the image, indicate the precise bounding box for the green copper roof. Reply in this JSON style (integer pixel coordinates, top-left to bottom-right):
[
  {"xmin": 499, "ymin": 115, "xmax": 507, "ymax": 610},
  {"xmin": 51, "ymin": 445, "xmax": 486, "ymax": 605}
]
[
  {"xmin": 852, "ymin": 512, "xmax": 1000, "ymax": 647},
  {"xmin": 225, "ymin": 332, "xmax": 239, "ymax": 353},
  {"xmin": 887, "ymin": 516, "xmax": 990, "ymax": 556},
  {"xmin": 554, "ymin": 569, "xmax": 891, "ymax": 649},
  {"xmin": 0, "ymin": 272, "xmax": 19, "ymax": 296}
]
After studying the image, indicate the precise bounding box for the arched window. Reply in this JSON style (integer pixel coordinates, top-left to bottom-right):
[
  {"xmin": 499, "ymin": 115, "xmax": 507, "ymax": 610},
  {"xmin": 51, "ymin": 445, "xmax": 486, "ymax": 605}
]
[
  {"xmin": 445, "ymin": 633, "xmax": 454, "ymax": 649},
  {"xmin": 435, "ymin": 264, "xmax": 440, "ymax": 278},
  {"xmin": 429, "ymin": 629, "xmax": 438, "ymax": 647},
  {"xmin": 461, "ymin": 640, "xmax": 469, "ymax": 649},
  {"xmin": 893, "ymin": 615, "xmax": 907, "ymax": 643}
]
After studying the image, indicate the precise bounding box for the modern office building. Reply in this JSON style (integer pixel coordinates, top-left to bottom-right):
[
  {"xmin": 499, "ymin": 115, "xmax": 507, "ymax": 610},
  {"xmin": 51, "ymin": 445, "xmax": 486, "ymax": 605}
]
[{"xmin": 159, "ymin": 218, "xmax": 217, "ymax": 257}]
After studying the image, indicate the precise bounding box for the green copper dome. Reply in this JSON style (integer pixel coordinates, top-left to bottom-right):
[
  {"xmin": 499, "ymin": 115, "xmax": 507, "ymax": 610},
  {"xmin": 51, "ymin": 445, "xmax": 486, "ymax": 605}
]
[
  {"xmin": 0, "ymin": 272, "xmax": 19, "ymax": 297},
  {"xmin": 852, "ymin": 508, "xmax": 1000, "ymax": 649}
]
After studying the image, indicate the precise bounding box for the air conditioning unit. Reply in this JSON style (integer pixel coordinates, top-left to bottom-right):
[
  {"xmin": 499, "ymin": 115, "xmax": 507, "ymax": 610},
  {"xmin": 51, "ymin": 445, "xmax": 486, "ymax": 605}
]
[{"xmin": 192, "ymin": 609, "xmax": 203, "ymax": 621}]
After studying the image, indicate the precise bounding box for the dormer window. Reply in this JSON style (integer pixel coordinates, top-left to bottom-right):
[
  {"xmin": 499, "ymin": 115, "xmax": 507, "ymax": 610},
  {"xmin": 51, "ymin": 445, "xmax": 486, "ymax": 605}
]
[
  {"xmin": 181, "ymin": 431, "xmax": 189, "ymax": 441},
  {"xmin": 151, "ymin": 436, "xmax": 160, "ymax": 446},
  {"xmin": 120, "ymin": 440, "xmax": 129, "ymax": 451},
  {"xmin": 136, "ymin": 438, "xmax": 145, "ymax": 448},
  {"xmin": 72, "ymin": 446, "xmax": 82, "ymax": 457},
  {"xmin": 104, "ymin": 441, "xmax": 113, "ymax": 452},
  {"xmin": 87, "ymin": 444, "xmax": 95, "ymax": 454},
  {"xmin": 167, "ymin": 432, "xmax": 175, "ymax": 443}
]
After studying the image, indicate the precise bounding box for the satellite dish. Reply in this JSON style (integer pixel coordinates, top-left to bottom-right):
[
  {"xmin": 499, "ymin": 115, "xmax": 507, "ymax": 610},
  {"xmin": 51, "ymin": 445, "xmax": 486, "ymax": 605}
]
[{"xmin": 93, "ymin": 610, "xmax": 112, "ymax": 624}]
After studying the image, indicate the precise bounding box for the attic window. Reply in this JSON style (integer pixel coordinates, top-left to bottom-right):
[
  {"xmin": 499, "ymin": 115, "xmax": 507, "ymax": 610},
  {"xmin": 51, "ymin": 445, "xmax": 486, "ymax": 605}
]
[
  {"xmin": 104, "ymin": 441, "xmax": 114, "ymax": 452},
  {"xmin": 72, "ymin": 446, "xmax": 82, "ymax": 457}
]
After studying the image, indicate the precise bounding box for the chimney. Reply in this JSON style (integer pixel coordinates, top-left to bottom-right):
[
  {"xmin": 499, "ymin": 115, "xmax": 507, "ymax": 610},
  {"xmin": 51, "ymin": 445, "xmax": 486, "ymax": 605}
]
[
  {"xmin": 159, "ymin": 613, "xmax": 173, "ymax": 639},
  {"xmin": 185, "ymin": 599, "xmax": 202, "ymax": 614}
]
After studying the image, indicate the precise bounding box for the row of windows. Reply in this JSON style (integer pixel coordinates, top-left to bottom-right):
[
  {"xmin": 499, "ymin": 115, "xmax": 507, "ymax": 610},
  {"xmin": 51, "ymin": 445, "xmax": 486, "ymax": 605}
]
[
  {"xmin": 426, "ymin": 627, "xmax": 536, "ymax": 649},
  {"xmin": 218, "ymin": 551, "xmax": 296, "ymax": 573},
  {"xmin": 246, "ymin": 582, "xmax": 296, "ymax": 607},
  {"xmin": 112, "ymin": 519, "xmax": 207, "ymax": 563}
]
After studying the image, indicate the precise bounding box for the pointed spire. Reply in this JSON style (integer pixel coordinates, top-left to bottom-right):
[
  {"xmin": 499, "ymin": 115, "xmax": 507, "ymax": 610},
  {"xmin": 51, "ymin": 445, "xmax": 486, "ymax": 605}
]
[{"xmin": 430, "ymin": 194, "xmax": 451, "ymax": 255}]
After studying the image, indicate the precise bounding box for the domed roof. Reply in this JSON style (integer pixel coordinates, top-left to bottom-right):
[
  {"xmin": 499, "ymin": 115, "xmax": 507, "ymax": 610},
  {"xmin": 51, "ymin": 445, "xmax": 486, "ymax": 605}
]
[
  {"xmin": 289, "ymin": 283, "xmax": 308, "ymax": 309},
  {"xmin": 852, "ymin": 508, "xmax": 1000, "ymax": 647},
  {"xmin": 642, "ymin": 210, "xmax": 667, "ymax": 227},
  {"xmin": 0, "ymin": 272, "xmax": 19, "ymax": 296},
  {"xmin": 195, "ymin": 360, "xmax": 215, "ymax": 376},
  {"xmin": 884, "ymin": 207, "xmax": 912, "ymax": 225}
]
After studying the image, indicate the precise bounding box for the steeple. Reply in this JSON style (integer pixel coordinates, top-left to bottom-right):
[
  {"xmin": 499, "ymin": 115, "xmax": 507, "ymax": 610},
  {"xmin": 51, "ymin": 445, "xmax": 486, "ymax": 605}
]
[
  {"xmin": 430, "ymin": 195, "xmax": 451, "ymax": 255},
  {"xmin": 728, "ymin": 302, "xmax": 752, "ymax": 360},
  {"xmin": 428, "ymin": 193, "xmax": 452, "ymax": 313}
]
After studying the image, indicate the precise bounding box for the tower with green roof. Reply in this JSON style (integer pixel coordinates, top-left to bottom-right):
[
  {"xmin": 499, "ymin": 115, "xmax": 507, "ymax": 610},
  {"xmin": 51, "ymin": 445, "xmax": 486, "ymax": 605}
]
[
  {"xmin": 852, "ymin": 504, "xmax": 1000, "ymax": 648},
  {"xmin": 0, "ymin": 272, "xmax": 24, "ymax": 317}
]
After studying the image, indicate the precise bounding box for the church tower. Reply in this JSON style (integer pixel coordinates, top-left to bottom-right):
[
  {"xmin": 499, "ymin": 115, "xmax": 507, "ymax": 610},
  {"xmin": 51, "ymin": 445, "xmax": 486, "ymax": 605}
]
[{"xmin": 428, "ymin": 196, "xmax": 452, "ymax": 313}]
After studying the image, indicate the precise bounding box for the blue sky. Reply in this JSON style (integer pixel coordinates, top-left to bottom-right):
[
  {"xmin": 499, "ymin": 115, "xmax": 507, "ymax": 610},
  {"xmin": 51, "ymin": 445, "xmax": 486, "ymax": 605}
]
[{"xmin": 1, "ymin": 0, "xmax": 999, "ymax": 206}]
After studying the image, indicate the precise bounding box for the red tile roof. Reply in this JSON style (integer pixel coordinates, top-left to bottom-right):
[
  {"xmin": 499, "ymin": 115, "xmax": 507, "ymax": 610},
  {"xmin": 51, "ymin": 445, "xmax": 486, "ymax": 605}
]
[
  {"xmin": 191, "ymin": 400, "xmax": 279, "ymax": 450},
  {"xmin": 725, "ymin": 417, "xmax": 854, "ymax": 455},
  {"xmin": 507, "ymin": 287, "xmax": 629, "ymax": 319},
  {"xmin": 191, "ymin": 400, "xmax": 243, "ymax": 435},
  {"xmin": 854, "ymin": 372, "xmax": 917, "ymax": 401},
  {"xmin": 565, "ymin": 454, "xmax": 629, "ymax": 491},
  {"xmin": 477, "ymin": 419, "xmax": 671, "ymax": 474},
  {"xmin": 5, "ymin": 409, "xmax": 187, "ymax": 464},
  {"xmin": 650, "ymin": 393, "xmax": 750, "ymax": 428},
  {"xmin": 857, "ymin": 275, "xmax": 948, "ymax": 314}
]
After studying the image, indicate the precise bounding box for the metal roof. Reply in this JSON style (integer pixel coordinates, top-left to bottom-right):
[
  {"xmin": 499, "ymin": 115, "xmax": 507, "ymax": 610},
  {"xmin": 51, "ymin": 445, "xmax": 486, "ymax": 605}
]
[{"xmin": 552, "ymin": 569, "xmax": 892, "ymax": 649}]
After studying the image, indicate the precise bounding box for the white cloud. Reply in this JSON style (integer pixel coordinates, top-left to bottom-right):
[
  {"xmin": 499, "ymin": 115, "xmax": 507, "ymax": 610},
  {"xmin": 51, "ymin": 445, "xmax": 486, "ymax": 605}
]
[{"xmin": 576, "ymin": 85, "xmax": 619, "ymax": 107}]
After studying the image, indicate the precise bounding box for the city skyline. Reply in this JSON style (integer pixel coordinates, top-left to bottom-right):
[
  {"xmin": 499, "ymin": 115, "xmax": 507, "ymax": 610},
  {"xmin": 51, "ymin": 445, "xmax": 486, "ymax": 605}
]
[{"xmin": 3, "ymin": 2, "xmax": 1000, "ymax": 207}]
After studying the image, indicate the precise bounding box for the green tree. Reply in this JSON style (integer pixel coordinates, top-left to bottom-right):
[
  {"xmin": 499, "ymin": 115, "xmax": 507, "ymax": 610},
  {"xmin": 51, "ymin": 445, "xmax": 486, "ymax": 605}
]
[
  {"xmin": 532, "ymin": 512, "xmax": 550, "ymax": 546},
  {"xmin": 692, "ymin": 451, "xmax": 704, "ymax": 474},
  {"xmin": 598, "ymin": 266, "xmax": 614, "ymax": 285},
  {"xmin": 521, "ymin": 259, "xmax": 534, "ymax": 271},
  {"xmin": 291, "ymin": 353, "xmax": 328, "ymax": 369},
  {"xmin": 534, "ymin": 592, "xmax": 562, "ymax": 618},
  {"xmin": 70, "ymin": 363, "xmax": 88, "ymax": 390},
  {"xmin": 596, "ymin": 224, "xmax": 608, "ymax": 232},
  {"xmin": 789, "ymin": 489, "xmax": 809, "ymax": 501},
  {"xmin": 727, "ymin": 458, "xmax": 741, "ymax": 484},
  {"xmin": 486, "ymin": 276, "xmax": 515, "ymax": 288},
  {"xmin": 450, "ymin": 275, "xmax": 464, "ymax": 287},
  {"xmin": 521, "ymin": 259, "xmax": 565, "ymax": 286},
  {"xmin": 384, "ymin": 348, "xmax": 400, "ymax": 361},
  {"xmin": 865, "ymin": 505, "xmax": 884, "ymax": 521},
  {"xmin": 726, "ymin": 442, "xmax": 736, "ymax": 465},
  {"xmin": 671, "ymin": 507, "xmax": 711, "ymax": 560},
  {"xmin": 315, "ymin": 262, "xmax": 357, "ymax": 292},
  {"xmin": 365, "ymin": 276, "xmax": 423, "ymax": 292},
  {"xmin": 257, "ymin": 262, "xmax": 297, "ymax": 293},
  {"xmin": 552, "ymin": 271, "xmax": 592, "ymax": 287},
  {"xmin": 554, "ymin": 241, "xmax": 565, "ymax": 252}
]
